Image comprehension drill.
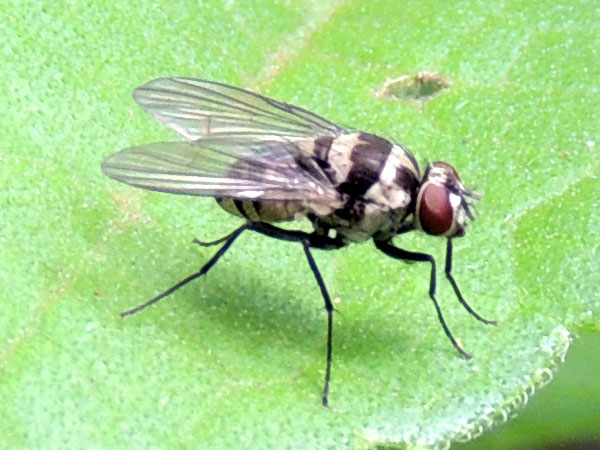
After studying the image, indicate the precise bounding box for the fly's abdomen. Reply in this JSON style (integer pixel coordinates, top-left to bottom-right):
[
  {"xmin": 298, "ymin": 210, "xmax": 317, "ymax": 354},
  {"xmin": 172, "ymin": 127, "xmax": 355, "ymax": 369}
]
[{"xmin": 216, "ymin": 198, "xmax": 305, "ymax": 222}]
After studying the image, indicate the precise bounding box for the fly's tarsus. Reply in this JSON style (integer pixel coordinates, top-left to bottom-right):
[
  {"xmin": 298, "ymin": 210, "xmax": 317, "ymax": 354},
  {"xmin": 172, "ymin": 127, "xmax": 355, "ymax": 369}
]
[{"xmin": 445, "ymin": 239, "xmax": 497, "ymax": 326}]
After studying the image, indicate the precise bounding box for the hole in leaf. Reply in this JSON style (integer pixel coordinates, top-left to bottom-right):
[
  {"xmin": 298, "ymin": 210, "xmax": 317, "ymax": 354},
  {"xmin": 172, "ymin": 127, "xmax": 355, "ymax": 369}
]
[{"xmin": 376, "ymin": 72, "xmax": 450, "ymax": 102}]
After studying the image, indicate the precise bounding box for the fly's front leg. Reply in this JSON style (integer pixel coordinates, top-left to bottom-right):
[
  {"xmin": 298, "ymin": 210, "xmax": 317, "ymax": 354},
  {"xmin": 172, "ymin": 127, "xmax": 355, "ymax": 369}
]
[
  {"xmin": 374, "ymin": 239, "xmax": 472, "ymax": 359},
  {"xmin": 445, "ymin": 239, "xmax": 497, "ymax": 325}
]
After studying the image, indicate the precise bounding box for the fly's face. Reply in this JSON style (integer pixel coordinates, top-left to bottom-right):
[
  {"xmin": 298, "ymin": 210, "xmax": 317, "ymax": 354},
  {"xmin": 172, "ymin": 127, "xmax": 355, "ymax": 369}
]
[{"xmin": 415, "ymin": 161, "xmax": 481, "ymax": 238}]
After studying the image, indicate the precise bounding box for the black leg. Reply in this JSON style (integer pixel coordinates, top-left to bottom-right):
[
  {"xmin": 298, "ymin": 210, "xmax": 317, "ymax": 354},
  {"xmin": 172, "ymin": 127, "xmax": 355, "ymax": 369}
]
[
  {"xmin": 301, "ymin": 239, "xmax": 334, "ymax": 407},
  {"xmin": 247, "ymin": 221, "xmax": 346, "ymax": 250},
  {"xmin": 120, "ymin": 224, "xmax": 248, "ymax": 317},
  {"xmin": 122, "ymin": 220, "xmax": 342, "ymax": 405},
  {"xmin": 244, "ymin": 222, "xmax": 341, "ymax": 406},
  {"xmin": 374, "ymin": 239, "xmax": 472, "ymax": 359},
  {"xmin": 445, "ymin": 239, "xmax": 497, "ymax": 325}
]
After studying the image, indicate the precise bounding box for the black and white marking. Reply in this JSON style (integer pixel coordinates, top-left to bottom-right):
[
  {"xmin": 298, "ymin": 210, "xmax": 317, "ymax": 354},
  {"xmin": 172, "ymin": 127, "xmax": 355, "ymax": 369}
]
[{"xmin": 102, "ymin": 77, "xmax": 495, "ymax": 407}]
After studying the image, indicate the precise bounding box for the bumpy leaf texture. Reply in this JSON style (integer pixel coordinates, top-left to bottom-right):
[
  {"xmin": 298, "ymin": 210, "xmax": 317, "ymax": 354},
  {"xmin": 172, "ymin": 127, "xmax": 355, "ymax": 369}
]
[{"xmin": 0, "ymin": 0, "xmax": 597, "ymax": 448}]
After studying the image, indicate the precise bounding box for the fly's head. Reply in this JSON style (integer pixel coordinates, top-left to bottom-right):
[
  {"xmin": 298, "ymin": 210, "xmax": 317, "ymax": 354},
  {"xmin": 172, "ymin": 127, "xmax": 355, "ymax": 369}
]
[{"xmin": 415, "ymin": 161, "xmax": 481, "ymax": 238}]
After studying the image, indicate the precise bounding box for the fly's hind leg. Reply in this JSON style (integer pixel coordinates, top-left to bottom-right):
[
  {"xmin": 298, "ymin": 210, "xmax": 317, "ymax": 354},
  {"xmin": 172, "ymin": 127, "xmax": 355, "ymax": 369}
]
[
  {"xmin": 123, "ymin": 219, "xmax": 343, "ymax": 406},
  {"xmin": 120, "ymin": 224, "xmax": 248, "ymax": 317}
]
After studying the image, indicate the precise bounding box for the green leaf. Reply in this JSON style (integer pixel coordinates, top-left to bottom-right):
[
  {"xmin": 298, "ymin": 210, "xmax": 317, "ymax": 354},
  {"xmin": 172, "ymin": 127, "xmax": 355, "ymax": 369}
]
[
  {"xmin": 1, "ymin": 0, "xmax": 598, "ymax": 449},
  {"xmin": 453, "ymin": 331, "xmax": 600, "ymax": 450}
]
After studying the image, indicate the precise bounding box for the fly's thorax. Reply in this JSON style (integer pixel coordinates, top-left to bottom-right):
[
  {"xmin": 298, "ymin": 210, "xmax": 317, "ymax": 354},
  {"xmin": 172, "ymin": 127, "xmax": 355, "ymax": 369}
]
[
  {"xmin": 217, "ymin": 197, "xmax": 305, "ymax": 222},
  {"xmin": 302, "ymin": 132, "xmax": 421, "ymax": 243},
  {"xmin": 346, "ymin": 144, "xmax": 420, "ymax": 241},
  {"xmin": 297, "ymin": 133, "xmax": 362, "ymax": 186},
  {"xmin": 362, "ymin": 143, "xmax": 420, "ymax": 210},
  {"xmin": 414, "ymin": 161, "xmax": 481, "ymax": 238},
  {"xmin": 304, "ymin": 131, "xmax": 420, "ymax": 208}
]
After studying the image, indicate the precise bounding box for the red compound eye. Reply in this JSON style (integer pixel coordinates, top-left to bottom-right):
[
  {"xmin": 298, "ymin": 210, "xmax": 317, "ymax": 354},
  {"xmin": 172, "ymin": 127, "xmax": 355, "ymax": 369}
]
[{"xmin": 419, "ymin": 183, "xmax": 453, "ymax": 235}]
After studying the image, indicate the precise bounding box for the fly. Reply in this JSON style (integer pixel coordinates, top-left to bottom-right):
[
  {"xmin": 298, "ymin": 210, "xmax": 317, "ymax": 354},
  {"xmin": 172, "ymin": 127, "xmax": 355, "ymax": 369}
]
[{"xmin": 102, "ymin": 77, "xmax": 497, "ymax": 407}]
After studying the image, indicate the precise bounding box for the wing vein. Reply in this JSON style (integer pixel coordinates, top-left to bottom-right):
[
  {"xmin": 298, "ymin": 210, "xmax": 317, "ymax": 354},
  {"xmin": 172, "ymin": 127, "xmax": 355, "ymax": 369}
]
[
  {"xmin": 174, "ymin": 78, "xmax": 334, "ymax": 131},
  {"xmin": 139, "ymin": 85, "xmax": 314, "ymax": 131}
]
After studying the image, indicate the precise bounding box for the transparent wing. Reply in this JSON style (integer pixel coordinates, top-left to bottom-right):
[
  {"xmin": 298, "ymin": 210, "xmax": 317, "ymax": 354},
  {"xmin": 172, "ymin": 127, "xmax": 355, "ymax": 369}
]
[
  {"xmin": 101, "ymin": 138, "xmax": 342, "ymax": 204},
  {"xmin": 133, "ymin": 77, "xmax": 345, "ymax": 141}
]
